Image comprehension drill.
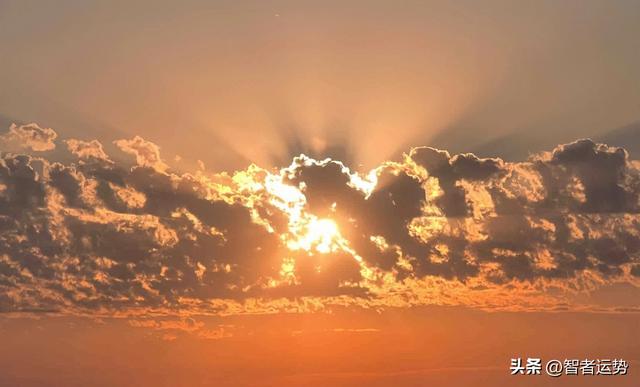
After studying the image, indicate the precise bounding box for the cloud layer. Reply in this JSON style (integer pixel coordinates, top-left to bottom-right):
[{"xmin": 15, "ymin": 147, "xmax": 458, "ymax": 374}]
[{"xmin": 0, "ymin": 124, "xmax": 639, "ymax": 316}]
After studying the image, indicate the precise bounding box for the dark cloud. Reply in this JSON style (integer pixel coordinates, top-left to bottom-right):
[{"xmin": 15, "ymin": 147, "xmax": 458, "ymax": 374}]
[
  {"xmin": 0, "ymin": 129, "xmax": 639, "ymax": 315},
  {"xmin": 548, "ymin": 139, "xmax": 631, "ymax": 212}
]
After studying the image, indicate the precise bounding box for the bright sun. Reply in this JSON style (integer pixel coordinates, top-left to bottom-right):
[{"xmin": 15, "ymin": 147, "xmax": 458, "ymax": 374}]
[
  {"xmin": 288, "ymin": 218, "xmax": 340, "ymax": 254},
  {"xmin": 265, "ymin": 174, "xmax": 347, "ymax": 255},
  {"xmin": 307, "ymin": 218, "xmax": 339, "ymax": 253}
]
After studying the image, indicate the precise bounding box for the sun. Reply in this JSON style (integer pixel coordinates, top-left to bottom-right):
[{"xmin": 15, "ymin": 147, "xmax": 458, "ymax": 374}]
[
  {"xmin": 287, "ymin": 217, "xmax": 341, "ymax": 254},
  {"xmin": 263, "ymin": 172, "xmax": 348, "ymax": 255},
  {"xmin": 306, "ymin": 218, "xmax": 339, "ymax": 253}
]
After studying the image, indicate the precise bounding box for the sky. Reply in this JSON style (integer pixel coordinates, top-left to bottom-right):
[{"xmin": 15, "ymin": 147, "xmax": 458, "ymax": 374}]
[
  {"xmin": 0, "ymin": 1, "xmax": 639, "ymax": 386},
  {"xmin": 1, "ymin": 0, "xmax": 640, "ymax": 168}
]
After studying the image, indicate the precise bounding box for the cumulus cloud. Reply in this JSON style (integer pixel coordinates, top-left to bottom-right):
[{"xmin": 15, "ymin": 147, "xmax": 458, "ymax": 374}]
[
  {"xmin": 114, "ymin": 135, "xmax": 169, "ymax": 172},
  {"xmin": 0, "ymin": 127, "xmax": 639, "ymax": 316},
  {"xmin": 0, "ymin": 123, "xmax": 58, "ymax": 151},
  {"xmin": 66, "ymin": 139, "xmax": 112, "ymax": 163}
]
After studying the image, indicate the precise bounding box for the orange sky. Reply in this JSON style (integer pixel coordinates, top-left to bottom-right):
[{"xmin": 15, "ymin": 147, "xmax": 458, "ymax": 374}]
[
  {"xmin": 1, "ymin": 1, "xmax": 639, "ymax": 386},
  {"xmin": 1, "ymin": 307, "xmax": 638, "ymax": 386}
]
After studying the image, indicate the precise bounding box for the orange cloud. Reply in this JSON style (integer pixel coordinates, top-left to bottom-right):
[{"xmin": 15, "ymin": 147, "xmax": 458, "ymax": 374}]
[{"xmin": 0, "ymin": 123, "xmax": 57, "ymax": 152}]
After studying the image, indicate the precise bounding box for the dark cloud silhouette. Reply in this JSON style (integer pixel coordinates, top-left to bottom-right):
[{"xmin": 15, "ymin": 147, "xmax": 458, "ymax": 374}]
[{"xmin": 0, "ymin": 124, "xmax": 639, "ymax": 315}]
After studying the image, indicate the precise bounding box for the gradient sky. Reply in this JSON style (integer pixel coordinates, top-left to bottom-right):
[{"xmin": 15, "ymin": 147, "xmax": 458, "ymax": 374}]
[
  {"xmin": 1, "ymin": 0, "xmax": 640, "ymax": 168},
  {"xmin": 1, "ymin": 1, "xmax": 640, "ymax": 386}
]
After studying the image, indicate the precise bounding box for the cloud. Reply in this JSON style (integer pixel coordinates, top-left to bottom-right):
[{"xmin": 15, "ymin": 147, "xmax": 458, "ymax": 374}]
[
  {"xmin": 0, "ymin": 123, "xmax": 58, "ymax": 151},
  {"xmin": 66, "ymin": 139, "xmax": 112, "ymax": 163},
  {"xmin": 114, "ymin": 136, "xmax": 169, "ymax": 172},
  {"xmin": 128, "ymin": 317, "xmax": 233, "ymax": 340},
  {"xmin": 0, "ymin": 128, "xmax": 639, "ymax": 316}
]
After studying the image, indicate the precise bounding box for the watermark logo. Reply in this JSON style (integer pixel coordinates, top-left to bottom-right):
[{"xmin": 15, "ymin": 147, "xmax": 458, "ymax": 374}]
[{"xmin": 510, "ymin": 357, "xmax": 628, "ymax": 377}]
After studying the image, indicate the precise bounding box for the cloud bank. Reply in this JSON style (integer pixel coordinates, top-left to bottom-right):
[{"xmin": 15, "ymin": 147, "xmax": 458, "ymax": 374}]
[{"xmin": 0, "ymin": 123, "xmax": 639, "ymax": 316}]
